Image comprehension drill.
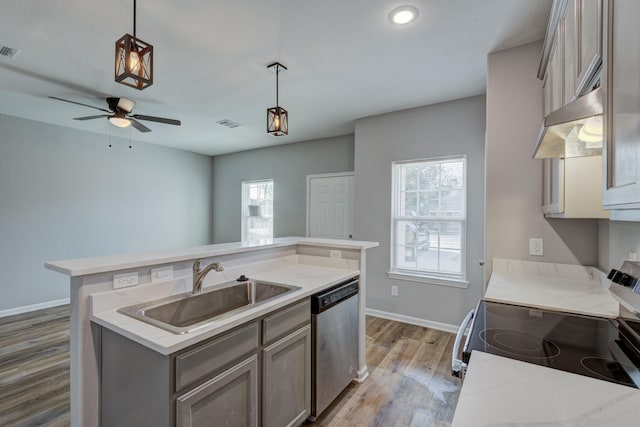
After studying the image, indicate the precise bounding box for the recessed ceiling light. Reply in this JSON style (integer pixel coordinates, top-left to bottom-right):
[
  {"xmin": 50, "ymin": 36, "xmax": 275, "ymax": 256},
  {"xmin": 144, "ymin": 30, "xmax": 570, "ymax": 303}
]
[{"xmin": 389, "ymin": 5, "xmax": 419, "ymax": 25}]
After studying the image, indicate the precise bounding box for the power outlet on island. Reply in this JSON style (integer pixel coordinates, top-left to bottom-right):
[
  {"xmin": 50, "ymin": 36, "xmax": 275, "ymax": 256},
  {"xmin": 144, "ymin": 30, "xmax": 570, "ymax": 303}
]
[
  {"xmin": 113, "ymin": 272, "xmax": 139, "ymax": 289},
  {"xmin": 329, "ymin": 250, "xmax": 342, "ymax": 259},
  {"xmin": 529, "ymin": 238, "xmax": 544, "ymax": 256}
]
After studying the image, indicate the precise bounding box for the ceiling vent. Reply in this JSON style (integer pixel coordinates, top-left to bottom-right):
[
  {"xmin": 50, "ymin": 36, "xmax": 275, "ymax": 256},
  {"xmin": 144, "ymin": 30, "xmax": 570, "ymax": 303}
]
[
  {"xmin": 217, "ymin": 119, "xmax": 242, "ymax": 129},
  {"xmin": 0, "ymin": 45, "xmax": 19, "ymax": 58}
]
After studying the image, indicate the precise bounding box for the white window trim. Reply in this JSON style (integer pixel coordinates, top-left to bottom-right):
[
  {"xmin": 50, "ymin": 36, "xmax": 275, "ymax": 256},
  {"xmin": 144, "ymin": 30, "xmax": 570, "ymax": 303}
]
[
  {"xmin": 241, "ymin": 179, "xmax": 274, "ymax": 242},
  {"xmin": 389, "ymin": 155, "xmax": 468, "ymax": 287},
  {"xmin": 387, "ymin": 271, "xmax": 470, "ymax": 288}
]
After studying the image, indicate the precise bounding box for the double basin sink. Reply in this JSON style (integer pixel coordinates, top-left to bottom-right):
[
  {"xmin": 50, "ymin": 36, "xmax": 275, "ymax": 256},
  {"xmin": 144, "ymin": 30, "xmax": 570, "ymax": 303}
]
[{"xmin": 118, "ymin": 279, "xmax": 300, "ymax": 334}]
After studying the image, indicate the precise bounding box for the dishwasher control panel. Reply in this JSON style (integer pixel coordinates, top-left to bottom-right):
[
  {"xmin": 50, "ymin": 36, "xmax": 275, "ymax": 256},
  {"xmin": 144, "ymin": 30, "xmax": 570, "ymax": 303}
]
[{"xmin": 311, "ymin": 277, "xmax": 359, "ymax": 314}]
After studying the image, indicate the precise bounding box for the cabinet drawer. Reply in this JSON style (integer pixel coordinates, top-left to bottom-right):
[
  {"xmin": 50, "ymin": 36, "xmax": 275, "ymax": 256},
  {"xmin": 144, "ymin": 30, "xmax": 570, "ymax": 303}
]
[
  {"xmin": 262, "ymin": 299, "xmax": 310, "ymax": 345},
  {"xmin": 175, "ymin": 322, "xmax": 259, "ymax": 391},
  {"xmin": 176, "ymin": 355, "xmax": 258, "ymax": 427}
]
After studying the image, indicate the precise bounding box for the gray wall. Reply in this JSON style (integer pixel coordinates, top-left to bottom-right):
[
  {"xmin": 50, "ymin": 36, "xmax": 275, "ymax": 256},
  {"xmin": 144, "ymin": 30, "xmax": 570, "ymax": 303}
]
[
  {"xmin": 0, "ymin": 114, "xmax": 213, "ymax": 311},
  {"xmin": 485, "ymin": 41, "xmax": 599, "ymax": 282},
  {"xmin": 211, "ymin": 135, "xmax": 354, "ymax": 243},
  {"xmin": 598, "ymin": 220, "xmax": 640, "ymax": 272},
  {"xmin": 354, "ymin": 95, "xmax": 486, "ymax": 326}
]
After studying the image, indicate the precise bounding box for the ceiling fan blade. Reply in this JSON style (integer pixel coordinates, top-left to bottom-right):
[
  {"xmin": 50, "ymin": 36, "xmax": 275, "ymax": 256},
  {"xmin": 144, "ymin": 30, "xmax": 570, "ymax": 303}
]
[
  {"xmin": 131, "ymin": 114, "xmax": 181, "ymax": 126},
  {"xmin": 49, "ymin": 96, "xmax": 110, "ymax": 113},
  {"xmin": 73, "ymin": 115, "xmax": 110, "ymax": 121},
  {"xmin": 129, "ymin": 119, "xmax": 152, "ymax": 133}
]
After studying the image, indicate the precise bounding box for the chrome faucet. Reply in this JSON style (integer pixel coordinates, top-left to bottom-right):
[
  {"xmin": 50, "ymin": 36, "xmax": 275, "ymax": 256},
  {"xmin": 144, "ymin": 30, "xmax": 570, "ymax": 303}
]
[{"xmin": 192, "ymin": 259, "xmax": 224, "ymax": 294}]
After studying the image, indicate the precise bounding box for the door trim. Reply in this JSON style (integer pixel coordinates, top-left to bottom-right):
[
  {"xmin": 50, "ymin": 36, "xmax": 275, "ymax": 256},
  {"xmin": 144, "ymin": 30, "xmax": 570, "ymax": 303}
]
[{"xmin": 305, "ymin": 172, "xmax": 355, "ymax": 238}]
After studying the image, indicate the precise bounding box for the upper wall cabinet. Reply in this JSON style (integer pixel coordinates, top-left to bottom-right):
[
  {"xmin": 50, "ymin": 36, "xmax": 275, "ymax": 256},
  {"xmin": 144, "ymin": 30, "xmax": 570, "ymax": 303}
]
[
  {"xmin": 602, "ymin": 0, "xmax": 640, "ymax": 213},
  {"xmin": 576, "ymin": 0, "xmax": 603, "ymax": 94},
  {"xmin": 540, "ymin": 0, "xmax": 603, "ymax": 114},
  {"xmin": 563, "ymin": 0, "xmax": 578, "ymax": 105}
]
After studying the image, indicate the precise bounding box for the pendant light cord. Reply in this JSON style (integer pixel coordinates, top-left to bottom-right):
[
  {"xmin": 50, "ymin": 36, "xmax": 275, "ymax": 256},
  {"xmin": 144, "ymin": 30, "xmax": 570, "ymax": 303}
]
[
  {"xmin": 276, "ymin": 67, "xmax": 279, "ymax": 108},
  {"xmin": 133, "ymin": 0, "xmax": 137, "ymax": 37}
]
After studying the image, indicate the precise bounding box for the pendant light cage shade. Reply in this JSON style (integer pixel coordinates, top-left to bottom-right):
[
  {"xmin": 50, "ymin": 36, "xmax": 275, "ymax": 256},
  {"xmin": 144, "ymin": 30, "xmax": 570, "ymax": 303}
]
[
  {"xmin": 266, "ymin": 62, "xmax": 288, "ymax": 136},
  {"xmin": 115, "ymin": 34, "xmax": 153, "ymax": 90},
  {"xmin": 267, "ymin": 106, "xmax": 288, "ymax": 136}
]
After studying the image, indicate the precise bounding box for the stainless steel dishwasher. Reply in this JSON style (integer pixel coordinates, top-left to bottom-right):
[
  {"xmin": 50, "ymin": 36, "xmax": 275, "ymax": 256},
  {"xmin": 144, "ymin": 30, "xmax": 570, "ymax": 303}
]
[{"xmin": 309, "ymin": 276, "xmax": 359, "ymax": 420}]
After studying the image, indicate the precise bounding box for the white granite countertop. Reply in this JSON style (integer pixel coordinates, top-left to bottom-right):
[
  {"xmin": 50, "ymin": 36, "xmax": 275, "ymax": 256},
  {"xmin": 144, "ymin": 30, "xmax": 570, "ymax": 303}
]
[
  {"xmin": 452, "ymin": 351, "xmax": 640, "ymax": 427},
  {"xmin": 45, "ymin": 236, "xmax": 378, "ymax": 277},
  {"xmin": 90, "ymin": 256, "xmax": 359, "ymax": 355},
  {"xmin": 486, "ymin": 258, "xmax": 619, "ymax": 318}
]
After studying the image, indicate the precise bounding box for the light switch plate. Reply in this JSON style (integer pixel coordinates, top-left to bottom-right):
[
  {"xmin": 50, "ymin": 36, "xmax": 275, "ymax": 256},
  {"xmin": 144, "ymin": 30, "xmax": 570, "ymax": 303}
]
[
  {"xmin": 151, "ymin": 266, "xmax": 173, "ymax": 282},
  {"xmin": 529, "ymin": 238, "xmax": 544, "ymax": 256},
  {"xmin": 391, "ymin": 285, "xmax": 399, "ymax": 297},
  {"xmin": 113, "ymin": 272, "xmax": 139, "ymax": 289}
]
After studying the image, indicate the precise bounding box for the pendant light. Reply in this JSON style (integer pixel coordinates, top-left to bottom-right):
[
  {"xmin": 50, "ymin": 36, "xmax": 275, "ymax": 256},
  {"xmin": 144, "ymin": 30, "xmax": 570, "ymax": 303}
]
[
  {"xmin": 266, "ymin": 62, "xmax": 288, "ymax": 136},
  {"xmin": 115, "ymin": 0, "xmax": 153, "ymax": 90}
]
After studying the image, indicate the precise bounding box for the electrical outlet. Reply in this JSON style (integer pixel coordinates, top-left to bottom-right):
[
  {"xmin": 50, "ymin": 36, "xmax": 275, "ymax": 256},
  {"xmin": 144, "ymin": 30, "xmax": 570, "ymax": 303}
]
[
  {"xmin": 329, "ymin": 250, "xmax": 342, "ymax": 259},
  {"xmin": 113, "ymin": 272, "xmax": 139, "ymax": 289},
  {"xmin": 391, "ymin": 285, "xmax": 399, "ymax": 297},
  {"xmin": 630, "ymin": 252, "xmax": 638, "ymax": 262},
  {"xmin": 151, "ymin": 266, "xmax": 173, "ymax": 282},
  {"xmin": 529, "ymin": 238, "xmax": 544, "ymax": 256}
]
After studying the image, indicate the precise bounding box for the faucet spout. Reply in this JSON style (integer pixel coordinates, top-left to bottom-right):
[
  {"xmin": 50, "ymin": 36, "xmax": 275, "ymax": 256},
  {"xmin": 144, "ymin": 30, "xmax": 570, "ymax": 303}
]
[{"xmin": 192, "ymin": 259, "xmax": 224, "ymax": 294}]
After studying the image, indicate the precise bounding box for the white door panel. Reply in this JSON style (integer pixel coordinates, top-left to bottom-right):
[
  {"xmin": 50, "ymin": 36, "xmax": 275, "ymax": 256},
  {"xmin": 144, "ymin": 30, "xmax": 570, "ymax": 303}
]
[{"xmin": 308, "ymin": 174, "xmax": 354, "ymax": 239}]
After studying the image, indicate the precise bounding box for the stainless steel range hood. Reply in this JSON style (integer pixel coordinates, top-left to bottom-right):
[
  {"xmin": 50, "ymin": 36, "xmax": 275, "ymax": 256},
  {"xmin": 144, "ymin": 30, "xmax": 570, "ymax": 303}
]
[{"xmin": 533, "ymin": 87, "xmax": 603, "ymax": 159}]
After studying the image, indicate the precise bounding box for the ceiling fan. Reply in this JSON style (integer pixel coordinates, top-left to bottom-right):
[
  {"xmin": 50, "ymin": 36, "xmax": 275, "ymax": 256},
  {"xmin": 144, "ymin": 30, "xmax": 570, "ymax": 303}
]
[{"xmin": 48, "ymin": 96, "xmax": 181, "ymax": 133}]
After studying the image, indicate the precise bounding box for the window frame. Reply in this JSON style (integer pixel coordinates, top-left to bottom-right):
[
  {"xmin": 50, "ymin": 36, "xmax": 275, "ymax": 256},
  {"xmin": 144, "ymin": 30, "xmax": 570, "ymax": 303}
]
[
  {"xmin": 388, "ymin": 155, "xmax": 469, "ymax": 288},
  {"xmin": 241, "ymin": 179, "xmax": 274, "ymax": 242}
]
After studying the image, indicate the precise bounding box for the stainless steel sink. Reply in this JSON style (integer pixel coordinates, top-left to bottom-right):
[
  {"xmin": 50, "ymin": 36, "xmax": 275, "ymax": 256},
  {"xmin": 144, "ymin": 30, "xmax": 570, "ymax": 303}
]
[{"xmin": 118, "ymin": 280, "xmax": 300, "ymax": 334}]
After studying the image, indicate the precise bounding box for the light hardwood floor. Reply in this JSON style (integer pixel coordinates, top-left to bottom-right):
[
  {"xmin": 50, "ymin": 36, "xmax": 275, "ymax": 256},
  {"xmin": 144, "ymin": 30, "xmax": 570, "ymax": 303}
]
[{"xmin": 0, "ymin": 307, "xmax": 459, "ymax": 427}]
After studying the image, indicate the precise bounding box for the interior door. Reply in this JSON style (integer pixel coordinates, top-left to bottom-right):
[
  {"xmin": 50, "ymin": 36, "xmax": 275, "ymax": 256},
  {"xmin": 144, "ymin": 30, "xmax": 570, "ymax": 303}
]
[{"xmin": 307, "ymin": 174, "xmax": 354, "ymax": 239}]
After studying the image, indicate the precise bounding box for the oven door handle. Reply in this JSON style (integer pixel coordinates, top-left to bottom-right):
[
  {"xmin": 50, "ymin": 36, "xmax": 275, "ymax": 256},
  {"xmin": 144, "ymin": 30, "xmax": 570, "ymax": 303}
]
[{"xmin": 452, "ymin": 309, "xmax": 475, "ymax": 377}]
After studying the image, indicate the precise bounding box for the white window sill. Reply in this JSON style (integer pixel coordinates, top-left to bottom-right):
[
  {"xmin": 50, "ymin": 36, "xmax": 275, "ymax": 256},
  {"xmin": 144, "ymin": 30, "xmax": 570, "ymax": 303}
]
[{"xmin": 387, "ymin": 271, "xmax": 469, "ymax": 288}]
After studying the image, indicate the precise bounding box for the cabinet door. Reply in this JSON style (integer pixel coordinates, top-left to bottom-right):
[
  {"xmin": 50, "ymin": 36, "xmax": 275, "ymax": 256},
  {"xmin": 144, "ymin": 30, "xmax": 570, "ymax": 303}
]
[
  {"xmin": 549, "ymin": 36, "xmax": 564, "ymax": 112},
  {"xmin": 563, "ymin": 0, "xmax": 578, "ymax": 105},
  {"xmin": 577, "ymin": 0, "xmax": 603, "ymax": 93},
  {"xmin": 542, "ymin": 158, "xmax": 565, "ymax": 214},
  {"xmin": 602, "ymin": 0, "xmax": 640, "ymax": 209},
  {"xmin": 262, "ymin": 325, "xmax": 311, "ymax": 427},
  {"xmin": 176, "ymin": 355, "xmax": 258, "ymax": 427},
  {"xmin": 542, "ymin": 71, "xmax": 552, "ymax": 118}
]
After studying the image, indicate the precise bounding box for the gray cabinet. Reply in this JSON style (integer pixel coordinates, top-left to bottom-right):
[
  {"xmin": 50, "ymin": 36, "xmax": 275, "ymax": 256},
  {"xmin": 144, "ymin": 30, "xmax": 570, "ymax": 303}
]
[
  {"xmin": 176, "ymin": 355, "xmax": 258, "ymax": 427},
  {"xmin": 100, "ymin": 298, "xmax": 311, "ymax": 427},
  {"xmin": 541, "ymin": 0, "xmax": 603, "ymax": 114},
  {"xmin": 262, "ymin": 325, "xmax": 311, "ymax": 427},
  {"xmin": 563, "ymin": 0, "xmax": 578, "ymax": 105},
  {"xmin": 543, "ymin": 156, "xmax": 608, "ymax": 218},
  {"xmin": 577, "ymin": 0, "xmax": 603, "ymax": 94},
  {"xmin": 549, "ymin": 36, "xmax": 564, "ymax": 112},
  {"xmin": 602, "ymin": 0, "xmax": 640, "ymax": 212}
]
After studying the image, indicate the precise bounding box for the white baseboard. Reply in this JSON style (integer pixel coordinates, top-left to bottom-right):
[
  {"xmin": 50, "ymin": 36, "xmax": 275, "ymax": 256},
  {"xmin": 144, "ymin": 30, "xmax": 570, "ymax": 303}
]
[
  {"xmin": 366, "ymin": 308, "xmax": 459, "ymax": 334},
  {"xmin": 0, "ymin": 298, "xmax": 70, "ymax": 318}
]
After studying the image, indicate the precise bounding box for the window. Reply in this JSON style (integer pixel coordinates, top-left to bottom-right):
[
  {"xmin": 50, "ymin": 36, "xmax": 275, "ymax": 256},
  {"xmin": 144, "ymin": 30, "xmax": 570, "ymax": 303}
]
[
  {"xmin": 241, "ymin": 180, "xmax": 274, "ymax": 242},
  {"xmin": 390, "ymin": 156, "xmax": 467, "ymax": 285}
]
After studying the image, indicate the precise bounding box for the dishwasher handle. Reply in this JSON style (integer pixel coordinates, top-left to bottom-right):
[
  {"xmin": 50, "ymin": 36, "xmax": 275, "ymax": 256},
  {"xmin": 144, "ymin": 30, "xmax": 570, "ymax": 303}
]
[{"xmin": 451, "ymin": 309, "xmax": 474, "ymax": 378}]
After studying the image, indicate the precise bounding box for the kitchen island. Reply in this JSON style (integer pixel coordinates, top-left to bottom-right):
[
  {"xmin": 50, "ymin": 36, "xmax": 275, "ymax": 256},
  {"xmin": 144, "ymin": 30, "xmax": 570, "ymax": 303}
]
[{"xmin": 45, "ymin": 237, "xmax": 378, "ymax": 427}]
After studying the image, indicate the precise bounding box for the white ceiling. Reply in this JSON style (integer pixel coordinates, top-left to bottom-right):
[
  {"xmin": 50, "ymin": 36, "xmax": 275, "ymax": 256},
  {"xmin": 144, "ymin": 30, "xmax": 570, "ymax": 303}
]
[{"xmin": 0, "ymin": 0, "xmax": 551, "ymax": 156}]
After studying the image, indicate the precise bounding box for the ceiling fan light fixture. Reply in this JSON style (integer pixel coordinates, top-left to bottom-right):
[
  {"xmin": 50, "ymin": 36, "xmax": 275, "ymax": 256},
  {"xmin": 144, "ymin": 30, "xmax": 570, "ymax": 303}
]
[
  {"xmin": 108, "ymin": 115, "xmax": 132, "ymax": 128},
  {"xmin": 115, "ymin": 1, "xmax": 153, "ymax": 90},
  {"xmin": 266, "ymin": 62, "xmax": 288, "ymax": 136},
  {"xmin": 389, "ymin": 5, "xmax": 419, "ymax": 25}
]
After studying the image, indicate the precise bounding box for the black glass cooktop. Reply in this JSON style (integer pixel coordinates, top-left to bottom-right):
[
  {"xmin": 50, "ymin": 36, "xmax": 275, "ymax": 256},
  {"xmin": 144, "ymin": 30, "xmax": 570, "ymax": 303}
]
[{"xmin": 464, "ymin": 301, "xmax": 640, "ymax": 388}]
